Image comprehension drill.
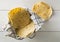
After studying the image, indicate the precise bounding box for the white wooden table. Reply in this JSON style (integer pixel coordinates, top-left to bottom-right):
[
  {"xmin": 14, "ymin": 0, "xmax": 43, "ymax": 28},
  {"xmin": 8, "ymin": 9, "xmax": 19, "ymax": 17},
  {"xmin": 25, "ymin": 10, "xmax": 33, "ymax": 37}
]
[{"xmin": 0, "ymin": 0, "xmax": 60, "ymax": 42}]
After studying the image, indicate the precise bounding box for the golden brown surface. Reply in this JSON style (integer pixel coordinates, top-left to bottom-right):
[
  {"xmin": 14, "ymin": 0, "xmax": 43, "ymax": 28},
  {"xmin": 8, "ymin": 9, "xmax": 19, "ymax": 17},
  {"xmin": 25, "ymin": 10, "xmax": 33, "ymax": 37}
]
[
  {"xmin": 8, "ymin": 7, "xmax": 31, "ymax": 29},
  {"xmin": 32, "ymin": 2, "xmax": 52, "ymax": 20}
]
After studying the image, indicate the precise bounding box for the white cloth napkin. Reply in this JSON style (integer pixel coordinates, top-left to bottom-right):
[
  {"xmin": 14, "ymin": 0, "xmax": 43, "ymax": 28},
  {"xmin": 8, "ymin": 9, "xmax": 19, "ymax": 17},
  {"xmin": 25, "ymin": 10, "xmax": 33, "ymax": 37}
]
[{"xmin": 28, "ymin": 9, "xmax": 44, "ymax": 31}]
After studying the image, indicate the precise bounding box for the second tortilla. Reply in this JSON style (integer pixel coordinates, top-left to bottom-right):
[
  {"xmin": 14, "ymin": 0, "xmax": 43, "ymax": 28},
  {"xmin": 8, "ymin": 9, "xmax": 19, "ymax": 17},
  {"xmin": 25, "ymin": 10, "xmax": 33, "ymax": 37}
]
[{"xmin": 32, "ymin": 2, "xmax": 52, "ymax": 20}]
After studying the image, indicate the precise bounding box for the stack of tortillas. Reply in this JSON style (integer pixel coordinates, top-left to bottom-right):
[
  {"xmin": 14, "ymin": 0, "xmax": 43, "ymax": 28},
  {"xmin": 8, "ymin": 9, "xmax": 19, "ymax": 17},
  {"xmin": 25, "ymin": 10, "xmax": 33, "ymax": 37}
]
[
  {"xmin": 8, "ymin": 2, "xmax": 52, "ymax": 39},
  {"xmin": 8, "ymin": 7, "xmax": 35, "ymax": 38}
]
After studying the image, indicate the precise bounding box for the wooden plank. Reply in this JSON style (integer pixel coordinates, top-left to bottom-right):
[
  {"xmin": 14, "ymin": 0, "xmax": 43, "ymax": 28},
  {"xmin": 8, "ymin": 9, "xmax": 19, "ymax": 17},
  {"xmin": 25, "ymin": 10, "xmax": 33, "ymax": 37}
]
[
  {"xmin": 0, "ymin": 0, "xmax": 54, "ymax": 10},
  {"xmin": 0, "ymin": 32, "xmax": 60, "ymax": 42}
]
